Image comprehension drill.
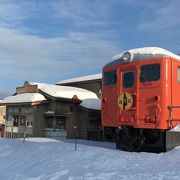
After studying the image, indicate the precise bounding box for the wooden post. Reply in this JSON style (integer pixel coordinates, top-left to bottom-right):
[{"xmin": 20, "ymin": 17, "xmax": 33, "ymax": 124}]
[
  {"xmin": 18, "ymin": 116, "xmax": 20, "ymax": 138},
  {"xmin": 23, "ymin": 119, "xmax": 27, "ymax": 143},
  {"xmin": 4, "ymin": 116, "xmax": 7, "ymax": 138},
  {"xmin": 11, "ymin": 117, "xmax": 14, "ymax": 138},
  {"xmin": 74, "ymin": 126, "xmax": 78, "ymax": 151}
]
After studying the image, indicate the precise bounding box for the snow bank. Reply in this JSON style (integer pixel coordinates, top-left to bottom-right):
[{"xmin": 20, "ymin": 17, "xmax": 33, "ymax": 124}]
[
  {"xmin": 57, "ymin": 73, "xmax": 102, "ymax": 84},
  {"xmin": 1, "ymin": 93, "xmax": 46, "ymax": 104},
  {"xmin": 1, "ymin": 138, "xmax": 180, "ymax": 180},
  {"xmin": 31, "ymin": 82, "xmax": 98, "ymax": 100},
  {"xmin": 80, "ymin": 98, "xmax": 101, "ymax": 110},
  {"xmin": 170, "ymin": 125, "xmax": 180, "ymax": 132},
  {"xmin": 112, "ymin": 47, "xmax": 180, "ymax": 61}
]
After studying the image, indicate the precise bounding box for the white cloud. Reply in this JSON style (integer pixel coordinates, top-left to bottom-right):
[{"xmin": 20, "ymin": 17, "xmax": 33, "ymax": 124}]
[
  {"xmin": 137, "ymin": 0, "xmax": 180, "ymax": 33},
  {"xmin": 0, "ymin": 27, "xmax": 121, "ymax": 80},
  {"xmin": 0, "ymin": 0, "xmax": 125, "ymax": 94}
]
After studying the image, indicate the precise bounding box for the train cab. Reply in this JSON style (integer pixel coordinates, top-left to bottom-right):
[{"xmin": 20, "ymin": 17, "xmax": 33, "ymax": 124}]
[{"xmin": 102, "ymin": 47, "xmax": 180, "ymax": 152}]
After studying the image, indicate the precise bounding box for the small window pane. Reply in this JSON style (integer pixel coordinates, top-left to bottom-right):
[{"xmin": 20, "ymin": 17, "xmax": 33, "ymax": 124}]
[
  {"xmin": 27, "ymin": 114, "xmax": 33, "ymax": 122},
  {"xmin": 140, "ymin": 64, "xmax": 160, "ymax": 82},
  {"xmin": 104, "ymin": 70, "xmax": 117, "ymax": 86},
  {"xmin": 21, "ymin": 107, "xmax": 27, "ymax": 113},
  {"xmin": 123, "ymin": 72, "xmax": 134, "ymax": 88},
  {"xmin": 14, "ymin": 108, "xmax": 19, "ymax": 113},
  {"xmin": 8, "ymin": 108, "xmax": 13, "ymax": 114}
]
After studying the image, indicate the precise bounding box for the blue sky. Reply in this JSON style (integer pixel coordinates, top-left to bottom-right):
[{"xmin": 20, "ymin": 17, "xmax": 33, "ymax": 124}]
[{"xmin": 0, "ymin": 0, "xmax": 180, "ymax": 98}]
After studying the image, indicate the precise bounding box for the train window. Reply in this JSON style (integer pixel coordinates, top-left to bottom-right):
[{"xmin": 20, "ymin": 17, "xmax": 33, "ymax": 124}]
[
  {"xmin": 140, "ymin": 64, "xmax": 160, "ymax": 82},
  {"xmin": 178, "ymin": 66, "xmax": 180, "ymax": 83},
  {"xmin": 104, "ymin": 70, "xmax": 117, "ymax": 86},
  {"xmin": 123, "ymin": 72, "xmax": 134, "ymax": 88}
]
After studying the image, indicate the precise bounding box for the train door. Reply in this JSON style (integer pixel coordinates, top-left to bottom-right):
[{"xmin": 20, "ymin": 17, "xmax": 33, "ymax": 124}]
[
  {"xmin": 138, "ymin": 63, "xmax": 162, "ymax": 128},
  {"xmin": 102, "ymin": 69, "xmax": 118, "ymax": 127},
  {"xmin": 117, "ymin": 67, "xmax": 137, "ymax": 126}
]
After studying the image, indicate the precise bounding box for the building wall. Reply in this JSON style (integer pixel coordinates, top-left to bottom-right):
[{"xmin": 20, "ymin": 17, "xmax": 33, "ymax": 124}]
[
  {"xmin": 77, "ymin": 107, "xmax": 103, "ymax": 141},
  {"xmin": 77, "ymin": 109, "xmax": 88, "ymax": 139},
  {"xmin": 43, "ymin": 100, "xmax": 76, "ymax": 139},
  {"xmin": 33, "ymin": 104, "xmax": 47, "ymax": 137}
]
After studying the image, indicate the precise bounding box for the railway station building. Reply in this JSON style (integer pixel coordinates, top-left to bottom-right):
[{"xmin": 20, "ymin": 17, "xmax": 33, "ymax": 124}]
[{"xmin": 1, "ymin": 80, "xmax": 102, "ymax": 140}]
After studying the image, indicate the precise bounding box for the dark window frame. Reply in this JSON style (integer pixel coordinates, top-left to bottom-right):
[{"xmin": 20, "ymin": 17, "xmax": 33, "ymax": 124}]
[
  {"xmin": 104, "ymin": 70, "xmax": 117, "ymax": 86},
  {"xmin": 140, "ymin": 63, "xmax": 160, "ymax": 82},
  {"xmin": 123, "ymin": 71, "xmax": 134, "ymax": 88}
]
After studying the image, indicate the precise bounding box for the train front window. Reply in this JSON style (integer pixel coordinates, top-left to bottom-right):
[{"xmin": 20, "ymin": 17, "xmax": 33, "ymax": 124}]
[
  {"xmin": 123, "ymin": 72, "xmax": 134, "ymax": 88},
  {"xmin": 104, "ymin": 70, "xmax": 117, "ymax": 86},
  {"xmin": 140, "ymin": 64, "xmax": 160, "ymax": 82}
]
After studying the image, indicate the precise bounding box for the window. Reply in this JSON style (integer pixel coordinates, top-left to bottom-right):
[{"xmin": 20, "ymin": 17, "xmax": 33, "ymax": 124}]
[
  {"xmin": 104, "ymin": 70, "xmax": 117, "ymax": 86},
  {"xmin": 45, "ymin": 118, "xmax": 54, "ymax": 129},
  {"xmin": 123, "ymin": 72, "xmax": 134, "ymax": 88},
  {"xmin": 13, "ymin": 108, "xmax": 19, "ymax": 113},
  {"xmin": 56, "ymin": 118, "xmax": 66, "ymax": 130},
  {"xmin": 140, "ymin": 64, "xmax": 160, "ymax": 82},
  {"xmin": 45, "ymin": 117, "xmax": 66, "ymax": 130},
  {"xmin": 178, "ymin": 66, "xmax": 180, "ymax": 83},
  {"xmin": 8, "ymin": 108, "xmax": 13, "ymax": 114}
]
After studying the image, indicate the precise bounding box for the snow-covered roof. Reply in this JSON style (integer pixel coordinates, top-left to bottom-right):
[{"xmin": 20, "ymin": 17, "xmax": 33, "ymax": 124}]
[
  {"xmin": 80, "ymin": 98, "xmax": 101, "ymax": 110},
  {"xmin": 31, "ymin": 82, "xmax": 98, "ymax": 100},
  {"xmin": 1, "ymin": 93, "xmax": 46, "ymax": 104},
  {"xmin": 57, "ymin": 73, "xmax": 102, "ymax": 84},
  {"xmin": 106, "ymin": 47, "xmax": 180, "ymax": 67}
]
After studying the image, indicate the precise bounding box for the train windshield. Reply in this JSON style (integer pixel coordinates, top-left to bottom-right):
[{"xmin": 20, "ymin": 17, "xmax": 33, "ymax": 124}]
[
  {"xmin": 123, "ymin": 72, "xmax": 134, "ymax": 88},
  {"xmin": 140, "ymin": 64, "xmax": 160, "ymax": 82},
  {"xmin": 104, "ymin": 70, "xmax": 117, "ymax": 86}
]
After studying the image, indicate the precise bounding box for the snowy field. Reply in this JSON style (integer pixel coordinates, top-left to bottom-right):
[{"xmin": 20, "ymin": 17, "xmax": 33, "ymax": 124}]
[{"xmin": 0, "ymin": 138, "xmax": 180, "ymax": 180}]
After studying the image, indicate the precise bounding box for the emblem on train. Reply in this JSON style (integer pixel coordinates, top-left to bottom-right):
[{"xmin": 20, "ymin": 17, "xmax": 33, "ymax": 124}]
[{"xmin": 118, "ymin": 93, "xmax": 133, "ymax": 110}]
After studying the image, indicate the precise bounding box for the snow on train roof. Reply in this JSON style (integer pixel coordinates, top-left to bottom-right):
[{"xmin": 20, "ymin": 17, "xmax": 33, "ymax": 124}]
[
  {"xmin": 31, "ymin": 82, "xmax": 98, "ymax": 100},
  {"xmin": 1, "ymin": 93, "xmax": 46, "ymax": 104},
  {"xmin": 106, "ymin": 47, "xmax": 180, "ymax": 67},
  {"xmin": 57, "ymin": 73, "xmax": 102, "ymax": 84}
]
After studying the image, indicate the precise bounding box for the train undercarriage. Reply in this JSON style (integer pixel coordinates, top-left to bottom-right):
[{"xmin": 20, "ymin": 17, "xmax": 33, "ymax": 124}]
[{"xmin": 104, "ymin": 126, "xmax": 180, "ymax": 153}]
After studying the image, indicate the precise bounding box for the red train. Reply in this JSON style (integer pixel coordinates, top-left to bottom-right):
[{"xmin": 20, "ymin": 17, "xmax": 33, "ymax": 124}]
[{"xmin": 102, "ymin": 47, "xmax": 180, "ymax": 152}]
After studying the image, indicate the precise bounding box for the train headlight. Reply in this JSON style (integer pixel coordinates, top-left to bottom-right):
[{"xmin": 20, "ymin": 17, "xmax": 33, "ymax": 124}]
[{"xmin": 122, "ymin": 52, "xmax": 133, "ymax": 63}]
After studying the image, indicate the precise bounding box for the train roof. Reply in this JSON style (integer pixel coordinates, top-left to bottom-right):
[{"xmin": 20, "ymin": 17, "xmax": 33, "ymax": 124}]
[{"xmin": 105, "ymin": 47, "xmax": 180, "ymax": 67}]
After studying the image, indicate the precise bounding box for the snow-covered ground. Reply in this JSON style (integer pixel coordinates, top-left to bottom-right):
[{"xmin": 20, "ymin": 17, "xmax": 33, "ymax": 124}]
[{"xmin": 0, "ymin": 138, "xmax": 180, "ymax": 180}]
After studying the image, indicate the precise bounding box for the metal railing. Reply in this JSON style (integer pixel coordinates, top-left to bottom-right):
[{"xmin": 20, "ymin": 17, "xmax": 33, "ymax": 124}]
[{"xmin": 168, "ymin": 106, "xmax": 180, "ymax": 128}]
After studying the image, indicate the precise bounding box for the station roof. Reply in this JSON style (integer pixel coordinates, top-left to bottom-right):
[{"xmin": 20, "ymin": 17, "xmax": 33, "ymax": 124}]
[
  {"xmin": 1, "ymin": 83, "xmax": 98, "ymax": 104},
  {"xmin": 57, "ymin": 73, "xmax": 102, "ymax": 85},
  {"xmin": 1, "ymin": 93, "xmax": 46, "ymax": 104},
  {"xmin": 31, "ymin": 82, "xmax": 98, "ymax": 100}
]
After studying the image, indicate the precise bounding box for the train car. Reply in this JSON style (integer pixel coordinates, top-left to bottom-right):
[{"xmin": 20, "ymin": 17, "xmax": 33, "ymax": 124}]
[{"xmin": 102, "ymin": 47, "xmax": 180, "ymax": 152}]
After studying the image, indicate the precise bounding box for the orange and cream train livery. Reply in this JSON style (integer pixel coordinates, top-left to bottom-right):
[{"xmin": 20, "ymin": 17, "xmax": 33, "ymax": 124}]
[{"xmin": 102, "ymin": 47, "xmax": 180, "ymax": 152}]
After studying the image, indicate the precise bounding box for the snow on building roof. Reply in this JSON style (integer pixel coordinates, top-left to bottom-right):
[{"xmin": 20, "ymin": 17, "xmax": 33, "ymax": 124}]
[
  {"xmin": 1, "ymin": 93, "xmax": 46, "ymax": 104},
  {"xmin": 106, "ymin": 47, "xmax": 180, "ymax": 67},
  {"xmin": 80, "ymin": 98, "xmax": 101, "ymax": 110},
  {"xmin": 31, "ymin": 82, "xmax": 98, "ymax": 100},
  {"xmin": 57, "ymin": 73, "xmax": 102, "ymax": 85}
]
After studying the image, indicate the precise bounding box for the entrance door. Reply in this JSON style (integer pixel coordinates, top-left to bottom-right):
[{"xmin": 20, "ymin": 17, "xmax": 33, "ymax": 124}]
[{"xmin": 102, "ymin": 69, "xmax": 118, "ymax": 127}]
